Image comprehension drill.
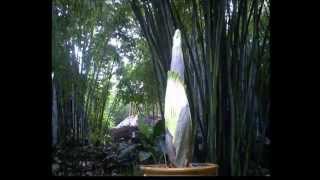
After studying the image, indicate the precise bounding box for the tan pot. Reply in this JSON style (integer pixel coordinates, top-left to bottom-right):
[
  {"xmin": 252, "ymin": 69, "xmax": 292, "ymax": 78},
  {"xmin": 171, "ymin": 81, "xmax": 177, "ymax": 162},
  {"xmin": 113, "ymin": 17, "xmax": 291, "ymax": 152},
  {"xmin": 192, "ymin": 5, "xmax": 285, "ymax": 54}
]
[{"xmin": 140, "ymin": 163, "xmax": 218, "ymax": 176}]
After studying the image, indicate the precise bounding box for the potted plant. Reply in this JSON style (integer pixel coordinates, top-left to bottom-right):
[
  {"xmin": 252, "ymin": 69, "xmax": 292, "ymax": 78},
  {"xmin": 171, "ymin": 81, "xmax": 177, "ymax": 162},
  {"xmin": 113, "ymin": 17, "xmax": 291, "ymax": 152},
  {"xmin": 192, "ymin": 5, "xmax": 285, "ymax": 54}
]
[{"xmin": 140, "ymin": 29, "xmax": 218, "ymax": 176}]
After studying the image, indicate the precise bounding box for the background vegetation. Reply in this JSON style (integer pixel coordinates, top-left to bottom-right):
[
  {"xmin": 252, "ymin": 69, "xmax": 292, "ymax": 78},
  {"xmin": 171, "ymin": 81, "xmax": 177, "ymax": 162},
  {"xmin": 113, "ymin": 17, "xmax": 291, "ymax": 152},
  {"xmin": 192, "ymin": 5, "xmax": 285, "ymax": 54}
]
[{"xmin": 52, "ymin": 0, "xmax": 270, "ymax": 176}]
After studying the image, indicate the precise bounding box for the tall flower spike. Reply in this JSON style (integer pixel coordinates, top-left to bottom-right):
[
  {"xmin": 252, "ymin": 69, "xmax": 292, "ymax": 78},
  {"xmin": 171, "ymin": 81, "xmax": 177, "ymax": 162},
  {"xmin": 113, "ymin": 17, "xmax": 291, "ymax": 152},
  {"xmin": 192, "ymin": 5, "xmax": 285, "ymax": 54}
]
[
  {"xmin": 170, "ymin": 29, "xmax": 184, "ymax": 81},
  {"xmin": 164, "ymin": 29, "xmax": 193, "ymax": 167}
]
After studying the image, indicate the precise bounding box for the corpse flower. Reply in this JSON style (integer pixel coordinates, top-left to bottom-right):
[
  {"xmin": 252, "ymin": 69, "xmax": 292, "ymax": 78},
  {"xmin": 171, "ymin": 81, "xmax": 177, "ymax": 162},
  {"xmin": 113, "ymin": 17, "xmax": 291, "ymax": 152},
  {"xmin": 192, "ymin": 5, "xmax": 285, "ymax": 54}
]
[{"xmin": 164, "ymin": 29, "xmax": 193, "ymax": 167}]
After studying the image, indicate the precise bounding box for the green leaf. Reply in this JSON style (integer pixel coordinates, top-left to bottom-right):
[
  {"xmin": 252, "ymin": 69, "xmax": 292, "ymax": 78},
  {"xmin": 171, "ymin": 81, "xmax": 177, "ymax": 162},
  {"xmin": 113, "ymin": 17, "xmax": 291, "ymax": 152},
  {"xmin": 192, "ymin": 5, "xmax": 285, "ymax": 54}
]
[
  {"xmin": 138, "ymin": 114, "xmax": 153, "ymax": 139},
  {"xmin": 139, "ymin": 151, "xmax": 152, "ymax": 162},
  {"xmin": 118, "ymin": 144, "xmax": 138, "ymax": 159},
  {"xmin": 153, "ymin": 119, "xmax": 164, "ymax": 138}
]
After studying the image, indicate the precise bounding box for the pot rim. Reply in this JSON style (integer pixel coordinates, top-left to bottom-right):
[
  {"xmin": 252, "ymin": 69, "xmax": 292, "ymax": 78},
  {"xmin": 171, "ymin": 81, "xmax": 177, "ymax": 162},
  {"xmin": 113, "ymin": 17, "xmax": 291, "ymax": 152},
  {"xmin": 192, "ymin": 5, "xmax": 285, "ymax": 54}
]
[{"xmin": 140, "ymin": 163, "xmax": 218, "ymax": 172}]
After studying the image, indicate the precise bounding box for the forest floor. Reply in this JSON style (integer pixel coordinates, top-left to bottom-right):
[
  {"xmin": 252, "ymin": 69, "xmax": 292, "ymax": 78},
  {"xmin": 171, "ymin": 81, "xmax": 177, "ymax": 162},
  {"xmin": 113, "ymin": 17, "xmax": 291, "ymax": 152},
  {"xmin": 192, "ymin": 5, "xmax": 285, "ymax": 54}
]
[
  {"xmin": 52, "ymin": 142, "xmax": 143, "ymax": 176},
  {"xmin": 51, "ymin": 137, "xmax": 271, "ymax": 176},
  {"xmin": 52, "ymin": 142, "xmax": 270, "ymax": 176}
]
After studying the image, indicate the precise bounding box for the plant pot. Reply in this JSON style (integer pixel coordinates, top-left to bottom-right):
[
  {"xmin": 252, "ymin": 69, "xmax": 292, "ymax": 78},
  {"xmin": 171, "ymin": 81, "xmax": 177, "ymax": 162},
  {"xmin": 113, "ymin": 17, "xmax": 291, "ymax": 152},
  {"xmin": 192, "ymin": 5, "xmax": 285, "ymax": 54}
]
[{"xmin": 140, "ymin": 163, "xmax": 218, "ymax": 176}]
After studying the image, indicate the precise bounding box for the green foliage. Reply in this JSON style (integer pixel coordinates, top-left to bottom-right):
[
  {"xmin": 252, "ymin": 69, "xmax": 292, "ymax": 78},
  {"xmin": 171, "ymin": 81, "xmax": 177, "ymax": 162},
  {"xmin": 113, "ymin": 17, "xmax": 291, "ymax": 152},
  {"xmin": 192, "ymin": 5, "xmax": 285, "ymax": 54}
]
[
  {"xmin": 137, "ymin": 114, "xmax": 153, "ymax": 140},
  {"xmin": 52, "ymin": 0, "xmax": 135, "ymax": 145},
  {"xmin": 52, "ymin": 0, "xmax": 270, "ymax": 175},
  {"xmin": 135, "ymin": 113, "xmax": 166, "ymax": 164},
  {"xmin": 131, "ymin": 0, "xmax": 270, "ymax": 175},
  {"xmin": 116, "ymin": 38, "xmax": 159, "ymax": 114},
  {"xmin": 52, "ymin": 0, "xmax": 166, "ymax": 176},
  {"xmin": 153, "ymin": 118, "xmax": 164, "ymax": 139}
]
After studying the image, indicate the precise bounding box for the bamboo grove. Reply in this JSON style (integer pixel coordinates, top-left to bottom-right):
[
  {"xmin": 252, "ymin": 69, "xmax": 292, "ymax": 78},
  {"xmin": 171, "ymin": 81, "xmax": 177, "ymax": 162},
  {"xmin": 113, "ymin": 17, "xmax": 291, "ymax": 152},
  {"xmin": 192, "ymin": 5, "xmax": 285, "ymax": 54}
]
[
  {"xmin": 131, "ymin": 0, "xmax": 270, "ymax": 176},
  {"xmin": 52, "ymin": 0, "xmax": 126, "ymax": 145},
  {"xmin": 52, "ymin": 0, "xmax": 161, "ymax": 147}
]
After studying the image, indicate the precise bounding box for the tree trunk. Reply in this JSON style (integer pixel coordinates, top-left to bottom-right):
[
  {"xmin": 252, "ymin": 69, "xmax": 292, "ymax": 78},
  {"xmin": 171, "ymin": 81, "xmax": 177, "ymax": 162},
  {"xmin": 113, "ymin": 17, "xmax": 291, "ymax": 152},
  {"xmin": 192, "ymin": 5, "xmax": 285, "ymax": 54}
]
[{"xmin": 52, "ymin": 78, "xmax": 58, "ymax": 146}]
